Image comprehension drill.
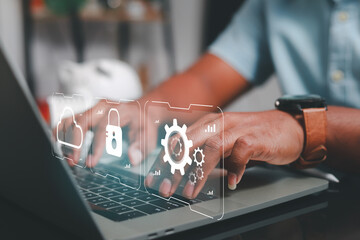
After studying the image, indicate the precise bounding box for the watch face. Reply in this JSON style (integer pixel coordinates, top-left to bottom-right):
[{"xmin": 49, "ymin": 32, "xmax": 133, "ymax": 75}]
[
  {"xmin": 275, "ymin": 95, "xmax": 327, "ymax": 112},
  {"xmin": 280, "ymin": 94, "xmax": 322, "ymax": 101}
]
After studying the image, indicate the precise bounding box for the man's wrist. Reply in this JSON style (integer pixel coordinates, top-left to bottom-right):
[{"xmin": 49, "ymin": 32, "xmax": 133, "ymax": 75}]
[{"xmin": 275, "ymin": 95, "xmax": 328, "ymax": 168}]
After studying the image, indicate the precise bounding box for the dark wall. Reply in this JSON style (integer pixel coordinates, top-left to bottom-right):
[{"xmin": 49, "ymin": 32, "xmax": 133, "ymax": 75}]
[{"xmin": 203, "ymin": 0, "xmax": 245, "ymax": 50}]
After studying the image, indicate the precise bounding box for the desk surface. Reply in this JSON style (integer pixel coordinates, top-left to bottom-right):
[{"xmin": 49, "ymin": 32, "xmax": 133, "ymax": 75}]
[{"xmin": 1, "ymin": 174, "xmax": 359, "ymax": 240}]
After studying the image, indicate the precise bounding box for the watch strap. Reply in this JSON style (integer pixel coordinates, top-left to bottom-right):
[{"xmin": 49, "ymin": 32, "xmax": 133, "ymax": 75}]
[{"xmin": 294, "ymin": 108, "xmax": 327, "ymax": 168}]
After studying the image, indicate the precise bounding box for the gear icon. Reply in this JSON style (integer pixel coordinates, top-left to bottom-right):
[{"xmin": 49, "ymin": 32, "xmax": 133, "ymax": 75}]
[
  {"xmin": 193, "ymin": 147, "xmax": 205, "ymax": 166},
  {"xmin": 161, "ymin": 119, "xmax": 193, "ymax": 175},
  {"xmin": 196, "ymin": 167, "xmax": 204, "ymax": 180},
  {"xmin": 189, "ymin": 172, "xmax": 197, "ymax": 185},
  {"xmin": 170, "ymin": 137, "xmax": 182, "ymax": 157}
]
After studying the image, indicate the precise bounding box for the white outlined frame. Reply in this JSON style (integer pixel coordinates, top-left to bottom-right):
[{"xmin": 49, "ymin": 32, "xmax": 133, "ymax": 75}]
[
  {"xmin": 144, "ymin": 100, "xmax": 225, "ymax": 220},
  {"xmin": 51, "ymin": 93, "xmax": 89, "ymax": 168},
  {"xmin": 88, "ymin": 97, "xmax": 142, "ymax": 191}
]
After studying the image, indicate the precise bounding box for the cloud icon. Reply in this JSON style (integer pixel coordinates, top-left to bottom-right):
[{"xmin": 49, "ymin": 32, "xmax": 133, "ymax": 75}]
[{"xmin": 56, "ymin": 107, "xmax": 83, "ymax": 149}]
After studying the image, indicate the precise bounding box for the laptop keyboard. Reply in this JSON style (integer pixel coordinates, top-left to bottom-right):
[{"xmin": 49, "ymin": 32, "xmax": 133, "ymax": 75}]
[{"xmin": 73, "ymin": 169, "xmax": 217, "ymax": 222}]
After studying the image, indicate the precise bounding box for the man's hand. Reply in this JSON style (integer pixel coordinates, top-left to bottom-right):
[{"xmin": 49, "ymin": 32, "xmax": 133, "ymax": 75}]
[{"xmin": 146, "ymin": 110, "xmax": 304, "ymax": 199}]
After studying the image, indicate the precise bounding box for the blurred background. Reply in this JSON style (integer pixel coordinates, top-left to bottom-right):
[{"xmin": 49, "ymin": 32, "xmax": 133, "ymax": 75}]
[{"xmin": 0, "ymin": 0, "xmax": 280, "ymax": 123}]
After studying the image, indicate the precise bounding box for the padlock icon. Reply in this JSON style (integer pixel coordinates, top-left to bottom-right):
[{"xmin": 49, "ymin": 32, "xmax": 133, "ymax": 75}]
[{"xmin": 106, "ymin": 108, "xmax": 122, "ymax": 157}]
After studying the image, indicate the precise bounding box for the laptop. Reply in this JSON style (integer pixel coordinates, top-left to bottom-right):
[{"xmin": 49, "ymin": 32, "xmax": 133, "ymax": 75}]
[{"xmin": 0, "ymin": 44, "xmax": 328, "ymax": 240}]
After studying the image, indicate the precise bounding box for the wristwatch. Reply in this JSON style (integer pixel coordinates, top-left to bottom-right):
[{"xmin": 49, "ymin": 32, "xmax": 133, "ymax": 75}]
[{"xmin": 275, "ymin": 95, "xmax": 328, "ymax": 168}]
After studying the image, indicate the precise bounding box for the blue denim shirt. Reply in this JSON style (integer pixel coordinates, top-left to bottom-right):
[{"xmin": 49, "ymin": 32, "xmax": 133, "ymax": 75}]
[{"xmin": 209, "ymin": 0, "xmax": 360, "ymax": 108}]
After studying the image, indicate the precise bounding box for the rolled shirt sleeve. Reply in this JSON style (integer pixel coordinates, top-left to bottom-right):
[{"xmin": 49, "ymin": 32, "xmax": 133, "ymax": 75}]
[{"xmin": 209, "ymin": 0, "xmax": 274, "ymax": 85}]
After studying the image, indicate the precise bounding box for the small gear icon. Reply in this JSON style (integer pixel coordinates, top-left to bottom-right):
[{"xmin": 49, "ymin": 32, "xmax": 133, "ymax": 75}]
[
  {"xmin": 196, "ymin": 167, "xmax": 204, "ymax": 180},
  {"xmin": 170, "ymin": 137, "xmax": 182, "ymax": 157},
  {"xmin": 193, "ymin": 147, "xmax": 205, "ymax": 166},
  {"xmin": 161, "ymin": 119, "xmax": 193, "ymax": 175},
  {"xmin": 189, "ymin": 172, "xmax": 197, "ymax": 185}
]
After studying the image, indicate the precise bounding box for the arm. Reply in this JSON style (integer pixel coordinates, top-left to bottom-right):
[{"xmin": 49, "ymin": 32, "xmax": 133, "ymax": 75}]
[
  {"xmin": 139, "ymin": 53, "xmax": 250, "ymax": 110},
  {"xmin": 326, "ymin": 106, "xmax": 360, "ymax": 172}
]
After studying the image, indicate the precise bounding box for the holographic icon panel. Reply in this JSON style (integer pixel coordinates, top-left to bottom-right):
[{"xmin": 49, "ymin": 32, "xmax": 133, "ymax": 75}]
[
  {"xmin": 51, "ymin": 93, "xmax": 89, "ymax": 167},
  {"xmin": 89, "ymin": 97, "xmax": 141, "ymax": 190},
  {"xmin": 145, "ymin": 101, "xmax": 225, "ymax": 221}
]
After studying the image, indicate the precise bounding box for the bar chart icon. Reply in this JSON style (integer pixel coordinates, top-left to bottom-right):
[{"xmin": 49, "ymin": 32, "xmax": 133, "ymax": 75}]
[{"xmin": 205, "ymin": 124, "xmax": 216, "ymax": 133}]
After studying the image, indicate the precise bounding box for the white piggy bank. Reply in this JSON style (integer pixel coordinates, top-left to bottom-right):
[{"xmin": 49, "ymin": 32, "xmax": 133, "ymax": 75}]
[{"xmin": 58, "ymin": 59, "xmax": 142, "ymax": 101}]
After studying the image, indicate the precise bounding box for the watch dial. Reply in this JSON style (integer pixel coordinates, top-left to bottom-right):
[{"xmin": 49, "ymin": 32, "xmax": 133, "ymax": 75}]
[
  {"xmin": 281, "ymin": 94, "xmax": 321, "ymax": 101},
  {"xmin": 276, "ymin": 94, "xmax": 326, "ymax": 112}
]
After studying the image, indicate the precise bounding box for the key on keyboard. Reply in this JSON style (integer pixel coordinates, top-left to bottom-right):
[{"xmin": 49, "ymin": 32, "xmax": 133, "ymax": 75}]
[
  {"xmin": 88, "ymin": 197, "xmax": 107, "ymax": 204},
  {"xmin": 149, "ymin": 199, "xmax": 185, "ymax": 210},
  {"xmin": 134, "ymin": 204, "xmax": 166, "ymax": 214},
  {"xmin": 96, "ymin": 201, "xmax": 120, "ymax": 209},
  {"xmin": 109, "ymin": 195, "xmax": 132, "ymax": 203},
  {"xmin": 99, "ymin": 191, "xmax": 121, "ymax": 198},
  {"xmin": 109, "ymin": 205, "xmax": 132, "ymax": 214},
  {"xmin": 122, "ymin": 199, "xmax": 145, "ymax": 207}
]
